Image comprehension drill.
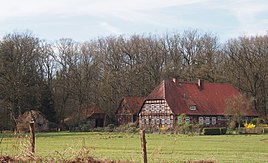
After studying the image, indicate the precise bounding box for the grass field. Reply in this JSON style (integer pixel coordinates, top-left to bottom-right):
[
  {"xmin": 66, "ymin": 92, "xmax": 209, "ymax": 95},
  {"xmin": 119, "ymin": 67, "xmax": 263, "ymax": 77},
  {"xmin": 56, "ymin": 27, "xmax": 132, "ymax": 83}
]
[{"xmin": 1, "ymin": 132, "xmax": 268, "ymax": 162}]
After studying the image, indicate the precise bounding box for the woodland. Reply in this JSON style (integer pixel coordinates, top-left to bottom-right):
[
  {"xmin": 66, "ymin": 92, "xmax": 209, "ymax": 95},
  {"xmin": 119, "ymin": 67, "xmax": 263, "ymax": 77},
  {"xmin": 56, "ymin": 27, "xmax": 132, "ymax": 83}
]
[{"xmin": 0, "ymin": 30, "xmax": 267, "ymax": 129}]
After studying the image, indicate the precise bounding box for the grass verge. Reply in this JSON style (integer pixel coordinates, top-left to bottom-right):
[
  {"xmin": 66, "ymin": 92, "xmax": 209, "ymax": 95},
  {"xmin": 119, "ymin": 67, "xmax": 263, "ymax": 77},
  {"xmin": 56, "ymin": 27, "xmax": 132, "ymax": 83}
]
[{"xmin": 0, "ymin": 132, "xmax": 268, "ymax": 162}]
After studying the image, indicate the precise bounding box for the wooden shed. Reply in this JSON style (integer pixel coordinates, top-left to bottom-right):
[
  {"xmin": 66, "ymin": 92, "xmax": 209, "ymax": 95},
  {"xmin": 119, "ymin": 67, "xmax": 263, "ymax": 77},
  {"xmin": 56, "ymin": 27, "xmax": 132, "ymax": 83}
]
[{"xmin": 16, "ymin": 110, "xmax": 49, "ymax": 133}]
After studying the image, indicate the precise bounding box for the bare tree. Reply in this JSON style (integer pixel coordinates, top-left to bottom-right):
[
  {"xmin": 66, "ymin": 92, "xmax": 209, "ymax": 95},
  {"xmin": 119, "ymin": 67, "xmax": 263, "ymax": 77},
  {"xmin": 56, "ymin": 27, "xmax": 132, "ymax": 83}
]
[
  {"xmin": 223, "ymin": 35, "xmax": 268, "ymax": 117},
  {"xmin": 0, "ymin": 32, "xmax": 42, "ymax": 129},
  {"xmin": 225, "ymin": 95, "xmax": 252, "ymax": 130}
]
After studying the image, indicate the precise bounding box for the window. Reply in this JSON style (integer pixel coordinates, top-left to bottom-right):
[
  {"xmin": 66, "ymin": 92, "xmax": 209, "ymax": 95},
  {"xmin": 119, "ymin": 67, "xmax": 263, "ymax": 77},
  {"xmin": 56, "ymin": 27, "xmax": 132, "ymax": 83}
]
[
  {"xmin": 205, "ymin": 117, "xmax": 210, "ymax": 125},
  {"xmin": 199, "ymin": 117, "xmax": 204, "ymax": 125},
  {"xmin": 178, "ymin": 117, "xmax": 182, "ymax": 124},
  {"xmin": 156, "ymin": 104, "xmax": 159, "ymax": 109},
  {"xmin": 161, "ymin": 106, "xmax": 165, "ymax": 112},
  {"xmin": 167, "ymin": 117, "xmax": 171, "ymax": 124},
  {"xmin": 156, "ymin": 106, "xmax": 160, "ymax": 112},
  {"xmin": 145, "ymin": 104, "xmax": 149, "ymax": 112},
  {"xmin": 185, "ymin": 117, "xmax": 190, "ymax": 123},
  {"xmin": 156, "ymin": 118, "xmax": 160, "ymax": 124},
  {"xmin": 145, "ymin": 118, "xmax": 149, "ymax": 124},
  {"xmin": 190, "ymin": 105, "xmax": 197, "ymax": 110},
  {"xmin": 151, "ymin": 118, "xmax": 155, "ymax": 124},
  {"xmin": 219, "ymin": 116, "xmax": 227, "ymax": 121},
  {"xmin": 212, "ymin": 117, "xmax": 216, "ymax": 125},
  {"xmin": 141, "ymin": 117, "xmax": 145, "ymax": 124},
  {"xmin": 162, "ymin": 118, "xmax": 165, "ymax": 124}
]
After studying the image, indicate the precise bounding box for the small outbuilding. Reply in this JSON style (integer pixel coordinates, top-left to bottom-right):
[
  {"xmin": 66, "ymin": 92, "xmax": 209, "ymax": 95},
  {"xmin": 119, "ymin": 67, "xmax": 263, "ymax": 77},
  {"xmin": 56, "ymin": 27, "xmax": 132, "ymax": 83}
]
[
  {"xmin": 64, "ymin": 104, "xmax": 108, "ymax": 128},
  {"xmin": 115, "ymin": 96, "xmax": 145, "ymax": 126},
  {"xmin": 16, "ymin": 110, "xmax": 49, "ymax": 133}
]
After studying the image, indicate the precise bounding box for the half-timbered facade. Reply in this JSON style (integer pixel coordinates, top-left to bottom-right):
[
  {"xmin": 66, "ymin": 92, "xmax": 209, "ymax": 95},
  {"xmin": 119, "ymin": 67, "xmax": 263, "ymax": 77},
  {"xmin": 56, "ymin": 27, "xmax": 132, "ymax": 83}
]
[
  {"xmin": 139, "ymin": 79, "xmax": 258, "ymax": 129},
  {"xmin": 140, "ymin": 99, "xmax": 175, "ymax": 129}
]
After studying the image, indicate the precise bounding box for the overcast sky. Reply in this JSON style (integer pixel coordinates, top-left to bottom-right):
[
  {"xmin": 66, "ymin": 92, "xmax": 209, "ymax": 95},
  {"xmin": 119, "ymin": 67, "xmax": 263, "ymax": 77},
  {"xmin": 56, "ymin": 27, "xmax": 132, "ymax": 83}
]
[{"xmin": 0, "ymin": 0, "xmax": 267, "ymax": 42}]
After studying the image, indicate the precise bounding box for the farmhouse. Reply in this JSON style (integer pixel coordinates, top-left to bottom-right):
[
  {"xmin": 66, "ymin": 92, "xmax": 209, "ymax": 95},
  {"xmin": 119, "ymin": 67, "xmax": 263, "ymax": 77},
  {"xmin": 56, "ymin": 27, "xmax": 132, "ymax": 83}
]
[
  {"xmin": 115, "ymin": 96, "xmax": 145, "ymax": 125},
  {"xmin": 139, "ymin": 79, "xmax": 258, "ymax": 129}
]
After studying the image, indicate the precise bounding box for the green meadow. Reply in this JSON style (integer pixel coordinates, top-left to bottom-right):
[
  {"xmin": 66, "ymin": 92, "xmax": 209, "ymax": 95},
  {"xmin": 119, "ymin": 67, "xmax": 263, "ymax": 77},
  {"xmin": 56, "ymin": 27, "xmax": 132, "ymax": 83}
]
[{"xmin": 1, "ymin": 132, "xmax": 268, "ymax": 162}]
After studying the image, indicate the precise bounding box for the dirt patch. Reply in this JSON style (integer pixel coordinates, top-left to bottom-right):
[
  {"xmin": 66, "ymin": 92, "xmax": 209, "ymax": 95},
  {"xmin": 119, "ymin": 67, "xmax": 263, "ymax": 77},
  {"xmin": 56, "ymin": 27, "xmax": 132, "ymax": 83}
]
[{"xmin": 0, "ymin": 156, "xmax": 14, "ymax": 162}]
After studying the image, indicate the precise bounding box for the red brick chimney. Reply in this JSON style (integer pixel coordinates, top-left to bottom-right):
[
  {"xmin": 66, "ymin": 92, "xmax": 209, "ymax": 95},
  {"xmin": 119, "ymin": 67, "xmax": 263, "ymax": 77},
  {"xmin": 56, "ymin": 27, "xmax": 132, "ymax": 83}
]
[
  {"xmin": 172, "ymin": 78, "xmax": 176, "ymax": 83},
  {"xmin": 197, "ymin": 79, "xmax": 204, "ymax": 90}
]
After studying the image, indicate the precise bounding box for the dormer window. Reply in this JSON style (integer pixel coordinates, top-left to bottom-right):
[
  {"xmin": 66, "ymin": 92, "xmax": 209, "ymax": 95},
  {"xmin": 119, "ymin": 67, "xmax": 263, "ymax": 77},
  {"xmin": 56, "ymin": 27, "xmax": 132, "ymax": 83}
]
[{"xmin": 189, "ymin": 105, "xmax": 197, "ymax": 110}]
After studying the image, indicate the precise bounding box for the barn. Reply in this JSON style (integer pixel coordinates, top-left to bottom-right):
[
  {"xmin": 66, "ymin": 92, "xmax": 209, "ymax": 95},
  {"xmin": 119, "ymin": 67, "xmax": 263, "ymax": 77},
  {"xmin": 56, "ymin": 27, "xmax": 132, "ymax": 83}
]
[
  {"xmin": 64, "ymin": 104, "xmax": 108, "ymax": 128},
  {"xmin": 16, "ymin": 110, "xmax": 49, "ymax": 133},
  {"xmin": 115, "ymin": 96, "xmax": 144, "ymax": 125},
  {"xmin": 139, "ymin": 79, "xmax": 258, "ymax": 129}
]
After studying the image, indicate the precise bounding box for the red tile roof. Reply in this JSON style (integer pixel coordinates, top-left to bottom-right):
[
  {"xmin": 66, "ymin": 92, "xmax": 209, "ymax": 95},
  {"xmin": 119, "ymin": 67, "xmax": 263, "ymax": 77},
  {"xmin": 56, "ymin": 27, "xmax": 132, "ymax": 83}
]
[
  {"xmin": 146, "ymin": 80, "xmax": 258, "ymax": 116},
  {"xmin": 64, "ymin": 104, "xmax": 105, "ymax": 124},
  {"xmin": 117, "ymin": 96, "xmax": 145, "ymax": 114}
]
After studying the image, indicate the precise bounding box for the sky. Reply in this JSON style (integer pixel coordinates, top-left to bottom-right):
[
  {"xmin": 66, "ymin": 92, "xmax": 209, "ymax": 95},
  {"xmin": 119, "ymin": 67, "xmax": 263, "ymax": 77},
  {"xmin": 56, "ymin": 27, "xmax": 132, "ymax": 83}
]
[{"xmin": 0, "ymin": 0, "xmax": 267, "ymax": 42}]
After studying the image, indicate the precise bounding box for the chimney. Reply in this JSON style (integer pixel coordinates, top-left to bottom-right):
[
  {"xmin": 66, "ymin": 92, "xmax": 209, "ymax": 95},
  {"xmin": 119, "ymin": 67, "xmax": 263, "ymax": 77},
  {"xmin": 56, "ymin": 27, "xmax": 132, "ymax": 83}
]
[
  {"xmin": 197, "ymin": 79, "xmax": 204, "ymax": 91},
  {"xmin": 172, "ymin": 78, "xmax": 176, "ymax": 83}
]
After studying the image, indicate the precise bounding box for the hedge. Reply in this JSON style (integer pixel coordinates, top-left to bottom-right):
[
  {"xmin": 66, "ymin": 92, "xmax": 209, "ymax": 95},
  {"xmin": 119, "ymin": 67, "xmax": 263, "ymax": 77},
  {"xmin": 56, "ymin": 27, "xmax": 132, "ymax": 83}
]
[{"xmin": 203, "ymin": 127, "xmax": 227, "ymax": 135}]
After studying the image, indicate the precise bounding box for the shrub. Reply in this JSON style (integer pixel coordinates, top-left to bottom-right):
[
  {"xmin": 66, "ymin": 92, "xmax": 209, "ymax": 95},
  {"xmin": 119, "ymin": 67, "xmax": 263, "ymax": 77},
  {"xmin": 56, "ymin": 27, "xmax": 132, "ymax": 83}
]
[
  {"xmin": 79, "ymin": 124, "xmax": 91, "ymax": 132},
  {"xmin": 92, "ymin": 127, "xmax": 104, "ymax": 132},
  {"xmin": 103, "ymin": 124, "xmax": 115, "ymax": 132},
  {"xmin": 244, "ymin": 122, "xmax": 255, "ymax": 128},
  {"xmin": 203, "ymin": 128, "xmax": 227, "ymax": 135},
  {"xmin": 174, "ymin": 123, "xmax": 203, "ymax": 135},
  {"xmin": 49, "ymin": 122, "xmax": 60, "ymax": 131},
  {"xmin": 174, "ymin": 123, "xmax": 192, "ymax": 134},
  {"xmin": 191, "ymin": 124, "xmax": 203, "ymax": 135},
  {"xmin": 229, "ymin": 120, "xmax": 236, "ymax": 130},
  {"xmin": 182, "ymin": 123, "xmax": 193, "ymax": 134},
  {"xmin": 259, "ymin": 124, "xmax": 268, "ymax": 127},
  {"xmin": 250, "ymin": 118, "xmax": 264, "ymax": 126},
  {"xmin": 69, "ymin": 123, "xmax": 92, "ymax": 132},
  {"xmin": 115, "ymin": 123, "xmax": 138, "ymax": 133},
  {"xmin": 160, "ymin": 126, "xmax": 168, "ymax": 133}
]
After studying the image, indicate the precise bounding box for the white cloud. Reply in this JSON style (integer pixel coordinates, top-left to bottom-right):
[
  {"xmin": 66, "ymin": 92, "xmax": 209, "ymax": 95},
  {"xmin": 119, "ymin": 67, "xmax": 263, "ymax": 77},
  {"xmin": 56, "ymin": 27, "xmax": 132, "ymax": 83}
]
[
  {"xmin": 225, "ymin": 1, "xmax": 268, "ymax": 23},
  {"xmin": 221, "ymin": 1, "xmax": 268, "ymax": 39},
  {"xmin": 99, "ymin": 22, "xmax": 122, "ymax": 35},
  {"xmin": 0, "ymin": 0, "xmax": 267, "ymax": 41},
  {"xmin": 189, "ymin": 0, "xmax": 268, "ymax": 40},
  {"xmin": 0, "ymin": 0, "xmax": 206, "ymax": 21}
]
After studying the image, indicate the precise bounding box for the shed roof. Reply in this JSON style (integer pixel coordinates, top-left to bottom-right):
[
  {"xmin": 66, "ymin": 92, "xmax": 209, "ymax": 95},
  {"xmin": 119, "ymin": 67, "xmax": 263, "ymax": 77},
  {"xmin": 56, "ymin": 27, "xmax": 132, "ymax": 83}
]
[
  {"xmin": 117, "ymin": 96, "xmax": 145, "ymax": 114},
  {"xmin": 64, "ymin": 104, "xmax": 105, "ymax": 124},
  {"xmin": 146, "ymin": 80, "xmax": 258, "ymax": 116}
]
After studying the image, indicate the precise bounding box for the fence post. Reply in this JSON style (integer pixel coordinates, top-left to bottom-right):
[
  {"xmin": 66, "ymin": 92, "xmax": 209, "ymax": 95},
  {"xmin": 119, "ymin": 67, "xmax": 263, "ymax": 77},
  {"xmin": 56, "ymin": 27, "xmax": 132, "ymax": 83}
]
[
  {"xmin": 29, "ymin": 119, "xmax": 35, "ymax": 154},
  {"xmin": 140, "ymin": 129, "xmax": 147, "ymax": 163}
]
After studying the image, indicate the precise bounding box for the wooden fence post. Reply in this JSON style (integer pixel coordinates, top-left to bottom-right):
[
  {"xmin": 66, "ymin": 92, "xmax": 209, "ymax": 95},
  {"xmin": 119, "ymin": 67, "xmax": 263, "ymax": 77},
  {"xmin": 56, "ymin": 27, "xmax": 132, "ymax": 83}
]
[
  {"xmin": 140, "ymin": 129, "xmax": 147, "ymax": 163},
  {"xmin": 29, "ymin": 119, "xmax": 35, "ymax": 154}
]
